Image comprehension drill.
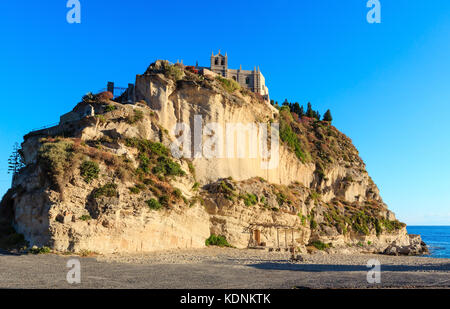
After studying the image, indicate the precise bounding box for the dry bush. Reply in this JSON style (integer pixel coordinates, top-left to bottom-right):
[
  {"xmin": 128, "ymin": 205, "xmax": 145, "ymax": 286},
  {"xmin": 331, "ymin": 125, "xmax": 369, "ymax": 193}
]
[{"xmin": 95, "ymin": 91, "xmax": 113, "ymax": 102}]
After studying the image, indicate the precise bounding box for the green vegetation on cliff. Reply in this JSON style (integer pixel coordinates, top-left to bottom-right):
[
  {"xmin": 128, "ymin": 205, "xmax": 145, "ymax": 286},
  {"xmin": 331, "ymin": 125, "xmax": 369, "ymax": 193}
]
[{"xmin": 215, "ymin": 75, "xmax": 241, "ymax": 93}]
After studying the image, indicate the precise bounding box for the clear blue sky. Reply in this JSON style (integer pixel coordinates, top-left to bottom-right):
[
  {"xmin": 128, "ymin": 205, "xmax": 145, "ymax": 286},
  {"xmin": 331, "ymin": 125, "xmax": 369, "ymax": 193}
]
[{"xmin": 0, "ymin": 1, "xmax": 449, "ymax": 225}]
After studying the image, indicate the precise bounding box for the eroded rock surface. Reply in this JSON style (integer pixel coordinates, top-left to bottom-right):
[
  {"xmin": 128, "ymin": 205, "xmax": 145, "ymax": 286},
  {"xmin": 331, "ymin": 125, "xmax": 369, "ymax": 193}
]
[{"xmin": 0, "ymin": 60, "xmax": 427, "ymax": 255}]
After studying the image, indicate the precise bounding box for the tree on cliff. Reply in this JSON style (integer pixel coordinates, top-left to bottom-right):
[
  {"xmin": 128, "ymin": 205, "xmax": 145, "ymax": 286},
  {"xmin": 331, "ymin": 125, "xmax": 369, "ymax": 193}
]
[
  {"xmin": 323, "ymin": 109, "xmax": 333, "ymax": 122},
  {"xmin": 8, "ymin": 143, "xmax": 24, "ymax": 176},
  {"xmin": 292, "ymin": 102, "xmax": 303, "ymax": 117},
  {"xmin": 306, "ymin": 102, "xmax": 314, "ymax": 118}
]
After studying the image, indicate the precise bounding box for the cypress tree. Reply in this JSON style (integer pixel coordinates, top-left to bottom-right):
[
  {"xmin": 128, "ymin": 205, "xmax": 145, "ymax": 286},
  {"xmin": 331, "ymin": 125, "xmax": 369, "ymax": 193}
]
[
  {"xmin": 323, "ymin": 109, "xmax": 333, "ymax": 122},
  {"xmin": 315, "ymin": 110, "xmax": 321, "ymax": 120},
  {"xmin": 306, "ymin": 102, "xmax": 314, "ymax": 118},
  {"xmin": 292, "ymin": 102, "xmax": 301, "ymax": 116},
  {"xmin": 299, "ymin": 106, "xmax": 305, "ymax": 118}
]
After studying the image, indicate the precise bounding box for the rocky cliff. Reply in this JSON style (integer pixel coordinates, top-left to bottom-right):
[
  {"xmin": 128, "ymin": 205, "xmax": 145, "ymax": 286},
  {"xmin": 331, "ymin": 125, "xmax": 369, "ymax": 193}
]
[{"xmin": 0, "ymin": 60, "xmax": 427, "ymax": 256}]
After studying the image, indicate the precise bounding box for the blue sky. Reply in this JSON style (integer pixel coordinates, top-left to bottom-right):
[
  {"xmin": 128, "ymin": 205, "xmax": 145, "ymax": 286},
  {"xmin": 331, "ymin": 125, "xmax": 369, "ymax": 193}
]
[{"xmin": 0, "ymin": 1, "xmax": 449, "ymax": 225}]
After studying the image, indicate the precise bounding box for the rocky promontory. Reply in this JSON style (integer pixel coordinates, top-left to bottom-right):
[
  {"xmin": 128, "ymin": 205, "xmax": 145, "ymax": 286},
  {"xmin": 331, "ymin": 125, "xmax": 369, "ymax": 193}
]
[{"xmin": 0, "ymin": 60, "xmax": 428, "ymax": 256}]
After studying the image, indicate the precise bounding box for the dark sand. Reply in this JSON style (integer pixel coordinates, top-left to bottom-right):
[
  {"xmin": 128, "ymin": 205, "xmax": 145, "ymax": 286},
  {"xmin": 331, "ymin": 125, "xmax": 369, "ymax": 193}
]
[{"xmin": 1, "ymin": 248, "xmax": 449, "ymax": 288}]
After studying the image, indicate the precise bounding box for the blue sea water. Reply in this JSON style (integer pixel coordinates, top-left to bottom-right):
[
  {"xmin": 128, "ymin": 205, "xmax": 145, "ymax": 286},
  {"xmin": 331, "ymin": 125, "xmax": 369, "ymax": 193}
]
[{"xmin": 406, "ymin": 226, "xmax": 450, "ymax": 259}]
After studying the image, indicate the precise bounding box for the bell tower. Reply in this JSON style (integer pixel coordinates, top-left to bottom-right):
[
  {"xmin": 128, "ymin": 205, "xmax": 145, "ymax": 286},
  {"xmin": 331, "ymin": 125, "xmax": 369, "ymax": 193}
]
[{"xmin": 210, "ymin": 50, "xmax": 228, "ymax": 77}]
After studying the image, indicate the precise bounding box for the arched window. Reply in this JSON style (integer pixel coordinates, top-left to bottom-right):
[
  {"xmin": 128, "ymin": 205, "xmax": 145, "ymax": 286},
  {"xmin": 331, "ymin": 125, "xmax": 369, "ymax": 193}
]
[
  {"xmin": 221, "ymin": 59, "xmax": 225, "ymax": 65},
  {"xmin": 245, "ymin": 77, "xmax": 250, "ymax": 84},
  {"xmin": 215, "ymin": 58, "xmax": 219, "ymax": 65}
]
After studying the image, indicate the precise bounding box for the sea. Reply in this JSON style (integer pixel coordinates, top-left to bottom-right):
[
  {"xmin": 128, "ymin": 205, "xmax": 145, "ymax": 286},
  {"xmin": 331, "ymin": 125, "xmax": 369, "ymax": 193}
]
[{"xmin": 406, "ymin": 226, "xmax": 450, "ymax": 259}]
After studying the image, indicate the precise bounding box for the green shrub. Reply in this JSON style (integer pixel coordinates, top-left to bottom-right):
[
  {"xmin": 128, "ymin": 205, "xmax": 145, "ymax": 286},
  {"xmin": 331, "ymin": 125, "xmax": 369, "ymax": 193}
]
[
  {"xmin": 95, "ymin": 115, "xmax": 106, "ymax": 124},
  {"xmin": 80, "ymin": 160, "xmax": 100, "ymax": 183},
  {"xmin": 298, "ymin": 213, "xmax": 307, "ymax": 226},
  {"xmin": 309, "ymin": 190, "xmax": 321, "ymax": 202},
  {"xmin": 219, "ymin": 181, "xmax": 233, "ymax": 193},
  {"xmin": 92, "ymin": 183, "xmax": 118, "ymax": 199},
  {"xmin": 172, "ymin": 188, "xmax": 182, "ymax": 199},
  {"xmin": 215, "ymin": 76, "xmax": 240, "ymax": 93},
  {"xmin": 192, "ymin": 182, "xmax": 200, "ymax": 191},
  {"xmin": 125, "ymin": 138, "xmax": 169, "ymax": 157},
  {"xmin": 163, "ymin": 63, "xmax": 184, "ymax": 81},
  {"xmin": 343, "ymin": 175, "xmax": 353, "ymax": 182},
  {"xmin": 137, "ymin": 153, "xmax": 151, "ymax": 174},
  {"xmin": 143, "ymin": 178, "xmax": 154, "ymax": 185},
  {"xmin": 104, "ymin": 105, "xmax": 117, "ymax": 112},
  {"xmin": 351, "ymin": 211, "xmax": 371, "ymax": 235},
  {"xmin": 276, "ymin": 192, "xmax": 288, "ymax": 206},
  {"xmin": 242, "ymin": 193, "xmax": 258, "ymax": 206},
  {"xmin": 79, "ymin": 215, "xmax": 92, "ymax": 221},
  {"xmin": 128, "ymin": 186, "xmax": 141, "ymax": 194},
  {"xmin": 188, "ymin": 162, "xmax": 195, "ymax": 175},
  {"xmin": 127, "ymin": 110, "xmax": 144, "ymax": 124},
  {"xmin": 375, "ymin": 219, "xmax": 382, "ymax": 236},
  {"xmin": 146, "ymin": 198, "xmax": 162, "ymax": 210},
  {"xmin": 152, "ymin": 156, "xmax": 185, "ymax": 176},
  {"xmin": 205, "ymin": 234, "xmax": 232, "ymax": 247},
  {"xmin": 29, "ymin": 246, "xmax": 52, "ymax": 254},
  {"xmin": 38, "ymin": 140, "xmax": 74, "ymax": 178},
  {"xmin": 381, "ymin": 219, "xmax": 405, "ymax": 232},
  {"xmin": 218, "ymin": 180, "xmax": 236, "ymax": 200},
  {"xmin": 310, "ymin": 240, "xmax": 331, "ymax": 251}
]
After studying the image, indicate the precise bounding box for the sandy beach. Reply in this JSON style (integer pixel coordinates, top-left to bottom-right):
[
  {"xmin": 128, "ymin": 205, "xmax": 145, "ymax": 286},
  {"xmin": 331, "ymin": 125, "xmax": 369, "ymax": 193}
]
[{"xmin": 0, "ymin": 248, "xmax": 449, "ymax": 289}]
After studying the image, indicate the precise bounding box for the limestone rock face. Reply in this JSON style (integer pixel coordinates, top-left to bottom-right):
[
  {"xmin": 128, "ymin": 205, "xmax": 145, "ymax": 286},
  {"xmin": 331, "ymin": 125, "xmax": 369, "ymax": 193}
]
[{"xmin": 0, "ymin": 61, "xmax": 426, "ymax": 255}]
